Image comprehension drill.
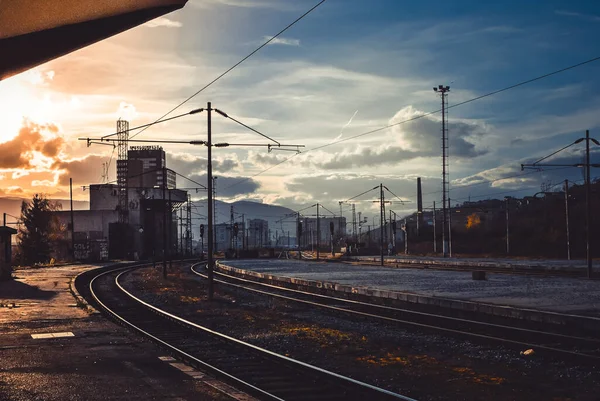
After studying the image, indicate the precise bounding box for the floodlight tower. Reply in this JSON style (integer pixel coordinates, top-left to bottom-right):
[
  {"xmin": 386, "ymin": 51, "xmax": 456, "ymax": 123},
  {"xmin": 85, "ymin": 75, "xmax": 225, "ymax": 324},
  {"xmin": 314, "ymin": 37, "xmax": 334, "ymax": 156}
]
[{"xmin": 433, "ymin": 85, "xmax": 450, "ymax": 257}]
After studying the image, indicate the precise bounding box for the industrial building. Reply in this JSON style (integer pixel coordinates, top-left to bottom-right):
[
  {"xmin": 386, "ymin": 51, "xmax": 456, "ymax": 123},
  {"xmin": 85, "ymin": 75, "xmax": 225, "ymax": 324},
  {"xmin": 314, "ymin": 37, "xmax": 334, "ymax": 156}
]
[{"xmin": 53, "ymin": 145, "xmax": 188, "ymax": 261}]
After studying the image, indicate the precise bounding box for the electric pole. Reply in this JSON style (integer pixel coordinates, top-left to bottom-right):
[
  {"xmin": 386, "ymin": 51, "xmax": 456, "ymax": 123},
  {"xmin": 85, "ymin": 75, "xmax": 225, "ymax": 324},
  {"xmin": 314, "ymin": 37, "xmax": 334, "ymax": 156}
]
[
  {"xmin": 433, "ymin": 201, "xmax": 437, "ymax": 253},
  {"xmin": 380, "ymin": 183, "xmax": 384, "ymax": 266},
  {"xmin": 521, "ymin": 129, "xmax": 599, "ymax": 278},
  {"xmin": 565, "ymin": 179, "xmax": 571, "ymax": 260},
  {"xmin": 207, "ymin": 102, "xmax": 214, "ymax": 300},
  {"xmin": 162, "ymin": 167, "xmax": 167, "ymax": 278},
  {"xmin": 69, "ymin": 178, "xmax": 75, "ymax": 260},
  {"xmin": 448, "ymin": 197, "xmax": 452, "ymax": 257},
  {"xmin": 505, "ymin": 197, "xmax": 510, "ymax": 255},
  {"xmin": 316, "ymin": 203, "xmax": 320, "ymax": 261}
]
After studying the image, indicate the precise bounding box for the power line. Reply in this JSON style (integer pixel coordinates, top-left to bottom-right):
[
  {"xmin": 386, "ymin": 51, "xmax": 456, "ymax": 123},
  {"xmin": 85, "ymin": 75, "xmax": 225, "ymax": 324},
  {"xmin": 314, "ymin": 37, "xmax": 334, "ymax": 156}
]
[
  {"xmin": 224, "ymin": 54, "xmax": 600, "ymax": 190},
  {"xmin": 383, "ymin": 186, "xmax": 407, "ymax": 203},
  {"xmin": 341, "ymin": 186, "xmax": 379, "ymax": 203},
  {"xmin": 420, "ymin": 166, "xmax": 576, "ymax": 198},
  {"xmin": 129, "ymin": 0, "xmax": 327, "ymax": 141}
]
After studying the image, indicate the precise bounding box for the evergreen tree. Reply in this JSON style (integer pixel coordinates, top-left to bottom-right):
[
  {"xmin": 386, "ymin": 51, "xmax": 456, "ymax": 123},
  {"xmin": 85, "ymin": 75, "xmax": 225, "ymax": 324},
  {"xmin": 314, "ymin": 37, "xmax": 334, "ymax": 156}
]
[{"xmin": 18, "ymin": 194, "xmax": 53, "ymax": 265}]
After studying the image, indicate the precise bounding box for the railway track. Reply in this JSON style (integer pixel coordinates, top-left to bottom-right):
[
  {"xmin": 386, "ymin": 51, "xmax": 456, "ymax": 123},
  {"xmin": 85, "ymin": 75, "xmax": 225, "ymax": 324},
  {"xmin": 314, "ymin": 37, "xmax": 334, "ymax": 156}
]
[
  {"xmin": 191, "ymin": 263, "xmax": 600, "ymax": 365},
  {"xmin": 76, "ymin": 262, "xmax": 415, "ymax": 401}
]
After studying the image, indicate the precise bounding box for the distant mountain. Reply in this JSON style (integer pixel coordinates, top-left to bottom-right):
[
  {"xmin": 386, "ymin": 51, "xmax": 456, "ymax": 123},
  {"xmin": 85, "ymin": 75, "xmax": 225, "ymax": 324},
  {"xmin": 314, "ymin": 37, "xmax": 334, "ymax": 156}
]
[
  {"xmin": 190, "ymin": 199, "xmax": 297, "ymax": 233},
  {"xmin": 0, "ymin": 197, "xmax": 89, "ymax": 222}
]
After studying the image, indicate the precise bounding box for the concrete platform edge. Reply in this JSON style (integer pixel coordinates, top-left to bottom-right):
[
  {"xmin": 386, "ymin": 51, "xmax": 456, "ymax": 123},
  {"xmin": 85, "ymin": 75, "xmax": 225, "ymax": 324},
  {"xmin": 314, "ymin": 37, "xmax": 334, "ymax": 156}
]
[
  {"xmin": 69, "ymin": 273, "xmax": 99, "ymax": 315},
  {"xmin": 216, "ymin": 261, "xmax": 600, "ymax": 331},
  {"xmin": 350, "ymin": 257, "xmax": 589, "ymax": 273}
]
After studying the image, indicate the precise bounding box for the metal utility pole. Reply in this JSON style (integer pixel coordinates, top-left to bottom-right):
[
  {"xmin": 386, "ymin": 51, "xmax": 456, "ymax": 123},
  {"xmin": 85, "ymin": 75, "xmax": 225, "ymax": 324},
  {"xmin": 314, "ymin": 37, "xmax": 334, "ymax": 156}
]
[
  {"xmin": 585, "ymin": 130, "xmax": 592, "ymax": 278},
  {"xmin": 433, "ymin": 201, "xmax": 437, "ymax": 253},
  {"xmin": 316, "ymin": 203, "xmax": 320, "ymax": 261},
  {"xmin": 207, "ymin": 102, "xmax": 214, "ymax": 300},
  {"xmin": 404, "ymin": 218, "xmax": 408, "ymax": 255},
  {"xmin": 213, "ymin": 176, "xmax": 217, "ymax": 254},
  {"xmin": 448, "ymin": 197, "xmax": 452, "ymax": 257},
  {"xmin": 521, "ymin": 129, "xmax": 599, "ymax": 278},
  {"xmin": 352, "ymin": 204, "xmax": 357, "ymax": 241},
  {"xmin": 162, "ymin": 167, "xmax": 167, "ymax": 278},
  {"xmin": 69, "ymin": 178, "xmax": 75, "ymax": 260},
  {"xmin": 505, "ymin": 197, "xmax": 510, "ymax": 255},
  {"xmin": 168, "ymin": 186, "xmax": 172, "ymax": 268},
  {"xmin": 296, "ymin": 212, "xmax": 301, "ymax": 260},
  {"xmin": 338, "ymin": 202, "xmax": 343, "ymax": 238},
  {"xmin": 187, "ymin": 195, "xmax": 192, "ymax": 256},
  {"xmin": 565, "ymin": 179, "xmax": 571, "ymax": 260},
  {"xmin": 241, "ymin": 214, "xmax": 246, "ymax": 250},
  {"xmin": 434, "ymin": 85, "xmax": 450, "ymax": 257},
  {"xmin": 380, "ymin": 183, "xmax": 385, "ymax": 266},
  {"xmin": 179, "ymin": 208, "xmax": 184, "ymax": 257},
  {"xmin": 230, "ymin": 205, "xmax": 234, "ymax": 250}
]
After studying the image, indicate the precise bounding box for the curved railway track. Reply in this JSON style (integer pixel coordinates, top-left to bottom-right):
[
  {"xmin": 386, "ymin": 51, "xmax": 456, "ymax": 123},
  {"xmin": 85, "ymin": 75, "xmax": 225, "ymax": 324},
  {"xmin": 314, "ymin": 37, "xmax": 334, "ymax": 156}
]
[
  {"xmin": 75, "ymin": 262, "xmax": 415, "ymax": 401},
  {"xmin": 191, "ymin": 263, "xmax": 600, "ymax": 365}
]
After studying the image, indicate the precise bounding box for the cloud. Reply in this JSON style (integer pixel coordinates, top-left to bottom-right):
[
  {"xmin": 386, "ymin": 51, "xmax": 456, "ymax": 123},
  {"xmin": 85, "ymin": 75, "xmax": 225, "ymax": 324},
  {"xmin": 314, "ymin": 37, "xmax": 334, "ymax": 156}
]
[
  {"xmin": 117, "ymin": 102, "xmax": 138, "ymax": 121},
  {"xmin": 144, "ymin": 17, "xmax": 183, "ymax": 28},
  {"xmin": 194, "ymin": 0, "xmax": 299, "ymax": 10},
  {"xmin": 53, "ymin": 155, "xmax": 108, "ymax": 186},
  {"xmin": 188, "ymin": 174, "xmax": 260, "ymax": 197},
  {"xmin": 167, "ymin": 152, "xmax": 241, "ymax": 178},
  {"xmin": 389, "ymin": 106, "xmax": 489, "ymax": 158},
  {"xmin": 0, "ymin": 119, "xmax": 65, "ymax": 169},
  {"xmin": 555, "ymin": 10, "xmax": 600, "ymax": 22},
  {"xmin": 264, "ymin": 36, "xmax": 301, "ymax": 46}
]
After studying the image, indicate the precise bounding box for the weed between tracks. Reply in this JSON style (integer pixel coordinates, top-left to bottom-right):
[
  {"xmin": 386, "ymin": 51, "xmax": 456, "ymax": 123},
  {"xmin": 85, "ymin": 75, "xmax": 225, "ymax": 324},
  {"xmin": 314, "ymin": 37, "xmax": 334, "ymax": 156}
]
[{"xmin": 119, "ymin": 265, "xmax": 600, "ymax": 401}]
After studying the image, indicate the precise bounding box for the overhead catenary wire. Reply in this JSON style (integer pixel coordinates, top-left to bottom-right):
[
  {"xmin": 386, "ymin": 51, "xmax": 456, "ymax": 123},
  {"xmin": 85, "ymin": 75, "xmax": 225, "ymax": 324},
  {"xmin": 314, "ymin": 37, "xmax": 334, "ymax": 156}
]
[
  {"xmin": 383, "ymin": 186, "xmax": 407, "ymax": 204},
  {"xmin": 224, "ymin": 54, "xmax": 600, "ymax": 191},
  {"xmin": 129, "ymin": 0, "xmax": 327, "ymax": 141},
  {"xmin": 341, "ymin": 186, "xmax": 379, "ymax": 203}
]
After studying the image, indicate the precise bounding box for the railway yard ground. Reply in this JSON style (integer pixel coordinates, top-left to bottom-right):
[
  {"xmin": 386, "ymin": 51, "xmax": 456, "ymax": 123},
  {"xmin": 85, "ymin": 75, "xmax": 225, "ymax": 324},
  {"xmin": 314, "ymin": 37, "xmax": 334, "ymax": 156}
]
[
  {"xmin": 1, "ymin": 260, "xmax": 599, "ymax": 400},
  {"xmin": 223, "ymin": 259, "xmax": 600, "ymax": 317},
  {"xmin": 0, "ymin": 264, "xmax": 245, "ymax": 401}
]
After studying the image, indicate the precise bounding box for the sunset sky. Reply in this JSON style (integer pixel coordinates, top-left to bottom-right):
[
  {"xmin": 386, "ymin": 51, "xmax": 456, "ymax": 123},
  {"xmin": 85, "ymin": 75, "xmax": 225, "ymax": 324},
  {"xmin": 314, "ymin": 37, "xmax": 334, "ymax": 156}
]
[{"xmin": 1, "ymin": 0, "xmax": 600, "ymax": 217}]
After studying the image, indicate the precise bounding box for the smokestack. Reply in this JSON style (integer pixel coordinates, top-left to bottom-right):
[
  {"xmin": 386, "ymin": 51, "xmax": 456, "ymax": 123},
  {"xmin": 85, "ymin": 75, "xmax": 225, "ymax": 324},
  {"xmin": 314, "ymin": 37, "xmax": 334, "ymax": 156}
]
[{"xmin": 417, "ymin": 177, "xmax": 423, "ymax": 236}]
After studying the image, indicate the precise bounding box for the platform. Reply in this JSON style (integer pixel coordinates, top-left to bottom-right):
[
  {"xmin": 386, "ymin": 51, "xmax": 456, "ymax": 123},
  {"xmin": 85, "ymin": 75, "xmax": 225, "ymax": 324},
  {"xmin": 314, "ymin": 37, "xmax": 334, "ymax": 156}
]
[
  {"xmin": 351, "ymin": 254, "xmax": 599, "ymax": 273},
  {"xmin": 0, "ymin": 264, "xmax": 246, "ymax": 401},
  {"xmin": 218, "ymin": 259, "xmax": 600, "ymax": 330}
]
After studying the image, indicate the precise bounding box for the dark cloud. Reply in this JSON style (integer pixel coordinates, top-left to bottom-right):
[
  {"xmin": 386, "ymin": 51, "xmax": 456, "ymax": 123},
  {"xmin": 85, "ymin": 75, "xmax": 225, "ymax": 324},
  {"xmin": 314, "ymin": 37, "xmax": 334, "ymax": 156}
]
[
  {"xmin": 53, "ymin": 155, "xmax": 107, "ymax": 186},
  {"xmin": 390, "ymin": 106, "xmax": 488, "ymax": 158},
  {"xmin": 315, "ymin": 147, "xmax": 429, "ymax": 170},
  {"xmin": 167, "ymin": 153, "xmax": 239, "ymax": 177},
  {"xmin": 0, "ymin": 120, "xmax": 64, "ymax": 169},
  {"xmin": 187, "ymin": 174, "xmax": 260, "ymax": 197}
]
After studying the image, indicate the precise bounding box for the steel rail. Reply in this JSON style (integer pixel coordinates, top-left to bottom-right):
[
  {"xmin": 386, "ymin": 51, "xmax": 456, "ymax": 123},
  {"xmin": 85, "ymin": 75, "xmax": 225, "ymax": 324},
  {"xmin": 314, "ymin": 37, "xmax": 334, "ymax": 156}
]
[
  {"xmin": 88, "ymin": 264, "xmax": 285, "ymax": 401},
  {"xmin": 191, "ymin": 264, "xmax": 600, "ymax": 362},
  {"xmin": 115, "ymin": 264, "xmax": 416, "ymax": 401}
]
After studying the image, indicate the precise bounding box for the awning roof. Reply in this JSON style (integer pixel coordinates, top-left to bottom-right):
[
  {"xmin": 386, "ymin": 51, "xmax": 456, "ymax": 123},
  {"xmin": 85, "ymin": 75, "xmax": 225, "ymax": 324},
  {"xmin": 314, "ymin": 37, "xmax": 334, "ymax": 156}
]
[{"xmin": 0, "ymin": 0, "xmax": 187, "ymax": 80}]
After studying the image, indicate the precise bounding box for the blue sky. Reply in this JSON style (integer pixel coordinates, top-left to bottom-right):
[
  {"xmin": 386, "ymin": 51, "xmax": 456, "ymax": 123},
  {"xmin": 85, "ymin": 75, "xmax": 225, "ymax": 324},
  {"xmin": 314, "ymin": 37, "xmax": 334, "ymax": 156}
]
[{"xmin": 1, "ymin": 0, "xmax": 600, "ymax": 217}]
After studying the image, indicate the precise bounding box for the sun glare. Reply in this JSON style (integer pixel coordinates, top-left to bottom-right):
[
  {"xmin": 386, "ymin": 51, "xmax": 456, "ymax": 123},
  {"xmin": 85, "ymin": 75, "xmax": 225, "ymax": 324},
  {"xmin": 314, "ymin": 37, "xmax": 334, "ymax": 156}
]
[{"xmin": 0, "ymin": 70, "xmax": 58, "ymax": 143}]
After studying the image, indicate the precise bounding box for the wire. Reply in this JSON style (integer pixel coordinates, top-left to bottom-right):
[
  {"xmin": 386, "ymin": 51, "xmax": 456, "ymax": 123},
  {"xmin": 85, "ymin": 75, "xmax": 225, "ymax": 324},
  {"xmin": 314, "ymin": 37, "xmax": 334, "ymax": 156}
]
[
  {"xmin": 223, "ymin": 153, "xmax": 299, "ymax": 189},
  {"xmin": 129, "ymin": 0, "xmax": 327, "ymax": 141},
  {"xmin": 411, "ymin": 166, "xmax": 576, "ymax": 200},
  {"xmin": 174, "ymin": 171, "xmax": 207, "ymax": 189},
  {"xmin": 319, "ymin": 204, "xmax": 337, "ymax": 216},
  {"xmin": 383, "ymin": 186, "xmax": 407, "ymax": 203},
  {"xmin": 223, "ymin": 114, "xmax": 280, "ymax": 145},
  {"xmin": 531, "ymin": 142, "xmax": 578, "ymax": 165},
  {"xmin": 341, "ymin": 186, "xmax": 379, "ymax": 203},
  {"xmin": 224, "ymin": 54, "xmax": 600, "ymax": 190}
]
